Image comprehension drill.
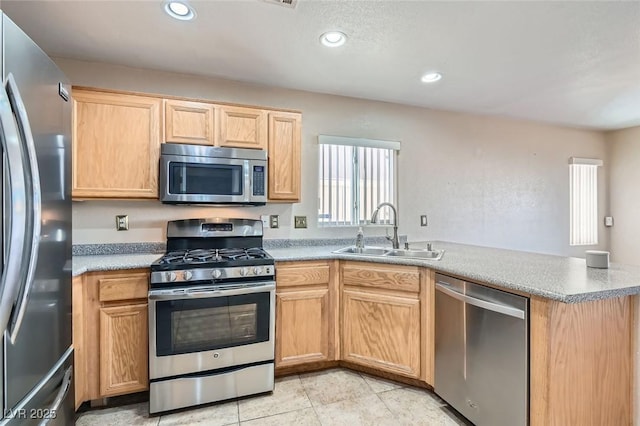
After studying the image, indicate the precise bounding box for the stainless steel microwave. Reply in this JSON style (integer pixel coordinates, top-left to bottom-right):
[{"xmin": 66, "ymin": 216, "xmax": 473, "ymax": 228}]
[{"xmin": 159, "ymin": 143, "xmax": 267, "ymax": 205}]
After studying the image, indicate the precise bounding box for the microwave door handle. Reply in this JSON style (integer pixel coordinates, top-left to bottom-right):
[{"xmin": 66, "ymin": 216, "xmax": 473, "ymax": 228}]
[
  {"xmin": 6, "ymin": 74, "xmax": 41, "ymax": 344},
  {"xmin": 0, "ymin": 80, "xmax": 28, "ymax": 335},
  {"xmin": 244, "ymin": 160, "xmax": 250, "ymax": 202}
]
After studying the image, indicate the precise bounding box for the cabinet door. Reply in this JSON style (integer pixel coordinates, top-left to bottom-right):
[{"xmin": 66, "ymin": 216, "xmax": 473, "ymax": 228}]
[
  {"xmin": 72, "ymin": 276, "xmax": 85, "ymax": 410},
  {"xmin": 99, "ymin": 303, "xmax": 149, "ymax": 397},
  {"xmin": 342, "ymin": 289, "xmax": 421, "ymax": 378},
  {"xmin": 218, "ymin": 105, "xmax": 266, "ymax": 149},
  {"xmin": 268, "ymin": 112, "xmax": 301, "ymax": 202},
  {"xmin": 73, "ymin": 89, "xmax": 161, "ymax": 198},
  {"xmin": 276, "ymin": 289, "xmax": 330, "ymax": 367},
  {"xmin": 164, "ymin": 99, "xmax": 215, "ymax": 145}
]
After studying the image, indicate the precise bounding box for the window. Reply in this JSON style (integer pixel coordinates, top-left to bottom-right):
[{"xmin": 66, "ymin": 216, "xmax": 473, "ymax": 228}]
[
  {"xmin": 318, "ymin": 135, "xmax": 399, "ymax": 226},
  {"xmin": 569, "ymin": 157, "xmax": 602, "ymax": 246}
]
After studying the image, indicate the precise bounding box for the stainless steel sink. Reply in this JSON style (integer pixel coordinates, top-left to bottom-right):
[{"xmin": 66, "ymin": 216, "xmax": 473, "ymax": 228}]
[
  {"xmin": 333, "ymin": 246, "xmax": 390, "ymax": 256},
  {"xmin": 333, "ymin": 246, "xmax": 444, "ymax": 260},
  {"xmin": 384, "ymin": 249, "xmax": 445, "ymax": 260}
]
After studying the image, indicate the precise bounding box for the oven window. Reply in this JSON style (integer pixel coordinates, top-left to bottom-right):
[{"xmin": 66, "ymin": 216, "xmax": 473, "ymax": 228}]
[
  {"xmin": 155, "ymin": 292, "xmax": 270, "ymax": 356},
  {"xmin": 169, "ymin": 162, "xmax": 243, "ymax": 195}
]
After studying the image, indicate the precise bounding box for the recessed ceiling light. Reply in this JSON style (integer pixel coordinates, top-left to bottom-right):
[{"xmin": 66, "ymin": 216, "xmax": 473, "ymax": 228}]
[
  {"xmin": 165, "ymin": 1, "xmax": 196, "ymax": 21},
  {"xmin": 320, "ymin": 31, "xmax": 347, "ymax": 47},
  {"xmin": 421, "ymin": 72, "xmax": 443, "ymax": 83}
]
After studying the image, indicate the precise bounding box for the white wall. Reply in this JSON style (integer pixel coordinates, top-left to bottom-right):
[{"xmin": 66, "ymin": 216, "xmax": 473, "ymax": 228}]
[
  {"xmin": 61, "ymin": 58, "xmax": 609, "ymax": 257},
  {"xmin": 608, "ymin": 126, "xmax": 640, "ymax": 265}
]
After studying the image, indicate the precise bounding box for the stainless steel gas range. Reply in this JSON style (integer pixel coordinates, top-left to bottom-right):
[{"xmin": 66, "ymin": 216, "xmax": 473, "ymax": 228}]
[{"xmin": 148, "ymin": 218, "xmax": 275, "ymax": 414}]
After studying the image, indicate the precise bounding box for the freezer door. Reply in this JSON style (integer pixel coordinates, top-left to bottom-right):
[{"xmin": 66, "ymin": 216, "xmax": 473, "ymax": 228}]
[
  {"xmin": 3, "ymin": 348, "xmax": 74, "ymax": 426},
  {"xmin": 2, "ymin": 14, "xmax": 72, "ymax": 411}
]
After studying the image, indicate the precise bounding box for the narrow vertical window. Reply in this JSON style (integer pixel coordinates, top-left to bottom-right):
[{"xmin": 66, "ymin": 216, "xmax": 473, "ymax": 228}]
[
  {"xmin": 318, "ymin": 135, "xmax": 399, "ymax": 226},
  {"xmin": 569, "ymin": 157, "xmax": 602, "ymax": 246}
]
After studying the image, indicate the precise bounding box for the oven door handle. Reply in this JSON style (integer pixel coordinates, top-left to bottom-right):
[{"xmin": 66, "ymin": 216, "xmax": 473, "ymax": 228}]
[{"xmin": 149, "ymin": 282, "xmax": 275, "ymax": 300}]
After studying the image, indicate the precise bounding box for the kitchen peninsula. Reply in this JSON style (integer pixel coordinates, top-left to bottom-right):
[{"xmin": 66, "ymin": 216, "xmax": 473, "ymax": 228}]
[{"xmin": 73, "ymin": 240, "xmax": 640, "ymax": 425}]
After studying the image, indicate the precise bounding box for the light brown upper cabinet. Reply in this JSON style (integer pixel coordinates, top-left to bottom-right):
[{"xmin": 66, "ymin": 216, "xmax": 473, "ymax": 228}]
[
  {"xmin": 73, "ymin": 89, "xmax": 161, "ymax": 199},
  {"xmin": 164, "ymin": 99, "xmax": 215, "ymax": 145},
  {"xmin": 268, "ymin": 112, "xmax": 301, "ymax": 202},
  {"xmin": 218, "ymin": 105, "xmax": 267, "ymax": 149}
]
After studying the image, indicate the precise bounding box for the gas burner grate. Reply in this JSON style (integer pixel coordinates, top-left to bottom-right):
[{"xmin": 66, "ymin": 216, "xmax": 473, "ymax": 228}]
[{"xmin": 158, "ymin": 248, "xmax": 270, "ymax": 265}]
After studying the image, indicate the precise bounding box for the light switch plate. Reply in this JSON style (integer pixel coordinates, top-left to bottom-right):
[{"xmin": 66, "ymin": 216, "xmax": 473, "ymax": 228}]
[
  {"xmin": 604, "ymin": 216, "xmax": 614, "ymax": 227},
  {"xmin": 260, "ymin": 215, "xmax": 270, "ymax": 228},
  {"xmin": 420, "ymin": 215, "xmax": 428, "ymax": 227},
  {"xmin": 270, "ymin": 215, "xmax": 279, "ymax": 229},
  {"xmin": 115, "ymin": 215, "xmax": 129, "ymax": 231},
  {"xmin": 294, "ymin": 216, "xmax": 307, "ymax": 228}
]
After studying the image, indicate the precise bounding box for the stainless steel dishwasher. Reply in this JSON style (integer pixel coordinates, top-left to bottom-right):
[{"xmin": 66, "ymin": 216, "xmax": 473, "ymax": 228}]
[{"xmin": 435, "ymin": 274, "xmax": 528, "ymax": 426}]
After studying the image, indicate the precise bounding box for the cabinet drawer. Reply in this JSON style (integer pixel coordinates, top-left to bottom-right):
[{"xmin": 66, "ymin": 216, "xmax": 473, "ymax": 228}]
[
  {"xmin": 276, "ymin": 262, "xmax": 330, "ymax": 288},
  {"xmin": 98, "ymin": 272, "xmax": 149, "ymax": 302},
  {"xmin": 342, "ymin": 262, "xmax": 420, "ymax": 293}
]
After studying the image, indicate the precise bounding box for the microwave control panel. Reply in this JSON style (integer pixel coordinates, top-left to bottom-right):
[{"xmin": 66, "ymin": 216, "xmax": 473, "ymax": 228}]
[{"xmin": 253, "ymin": 166, "xmax": 265, "ymax": 196}]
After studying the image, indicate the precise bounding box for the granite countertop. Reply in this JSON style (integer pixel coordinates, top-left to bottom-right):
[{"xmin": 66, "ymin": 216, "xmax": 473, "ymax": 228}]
[
  {"xmin": 72, "ymin": 241, "xmax": 640, "ymax": 304},
  {"xmin": 73, "ymin": 253, "xmax": 162, "ymax": 277}
]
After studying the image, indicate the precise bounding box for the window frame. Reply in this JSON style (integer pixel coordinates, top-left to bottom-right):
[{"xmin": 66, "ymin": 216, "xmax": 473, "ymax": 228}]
[
  {"xmin": 317, "ymin": 135, "xmax": 399, "ymax": 227},
  {"xmin": 569, "ymin": 157, "xmax": 602, "ymax": 246}
]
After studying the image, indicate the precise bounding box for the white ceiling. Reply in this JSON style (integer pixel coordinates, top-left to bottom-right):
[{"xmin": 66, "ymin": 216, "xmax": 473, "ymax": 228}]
[{"xmin": 3, "ymin": 0, "xmax": 640, "ymax": 130}]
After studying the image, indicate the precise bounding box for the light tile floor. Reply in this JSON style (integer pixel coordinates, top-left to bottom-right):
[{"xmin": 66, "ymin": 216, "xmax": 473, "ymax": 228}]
[{"xmin": 76, "ymin": 368, "xmax": 470, "ymax": 426}]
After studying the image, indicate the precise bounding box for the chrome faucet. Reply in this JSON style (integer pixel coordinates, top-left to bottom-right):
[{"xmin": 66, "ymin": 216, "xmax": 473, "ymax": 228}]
[{"xmin": 371, "ymin": 202, "xmax": 399, "ymax": 249}]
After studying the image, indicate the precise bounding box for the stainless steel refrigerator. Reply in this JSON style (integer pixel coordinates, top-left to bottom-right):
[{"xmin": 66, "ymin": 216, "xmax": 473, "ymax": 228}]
[{"xmin": 0, "ymin": 11, "xmax": 73, "ymax": 425}]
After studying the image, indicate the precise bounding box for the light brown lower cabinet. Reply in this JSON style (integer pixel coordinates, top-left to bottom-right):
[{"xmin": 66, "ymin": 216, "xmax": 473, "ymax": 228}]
[
  {"xmin": 275, "ymin": 261, "xmax": 338, "ymax": 369},
  {"xmin": 72, "ymin": 260, "xmax": 633, "ymax": 423},
  {"xmin": 72, "ymin": 275, "xmax": 85, "ymax": 410},
  {"xmin": 530, "ymin": 295, "xmax": 633, "ymax": 425},
  {"xmin": 74, "ymin": 269, "xmax": 149, "ymax": 406},
  {"xmin": 99, "ymin": 303, "xmax": 148, "ymax": 397},
  {"xmin": 340, "ymin": 262, "xmax": 433, "ymax": 381}
]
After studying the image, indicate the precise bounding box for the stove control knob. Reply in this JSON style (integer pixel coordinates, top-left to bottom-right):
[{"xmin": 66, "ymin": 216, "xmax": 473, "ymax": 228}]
[
  {"xmin": 184, "ymin": 271, "xmax": 193, "ymax": 281},
  {"xmin": 166, "ymin": 272, "xmax": 177, "ymax": 282},
  {"xmin": 253, "ymin": 267, "xmax": 262, "ymax": 275},
  {"xmin": 212, "ymin": 270, "xmax": 222, "ymax": 279},
  {"xmin": 239, "ymin": 267, "xmax": 248, "ymax": 277}
]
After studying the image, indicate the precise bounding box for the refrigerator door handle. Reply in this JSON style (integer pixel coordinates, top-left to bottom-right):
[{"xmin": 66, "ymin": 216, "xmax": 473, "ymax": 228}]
[
  {"xmin": 0, "ymin": 81, "xmax": 28, "ymax": 335},
  {"xmin": 5, "ymin": 73, "xmax": 41, "ymax": 344},
  {"xmin": 37, "ymin": 365, "xmax": 72, "ymax": 426}
]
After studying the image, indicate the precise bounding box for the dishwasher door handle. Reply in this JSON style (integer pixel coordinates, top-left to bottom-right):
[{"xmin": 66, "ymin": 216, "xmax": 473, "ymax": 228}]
[{"xmin": 435, "ymin": 282, "xmax": 526, "ymax": 319}]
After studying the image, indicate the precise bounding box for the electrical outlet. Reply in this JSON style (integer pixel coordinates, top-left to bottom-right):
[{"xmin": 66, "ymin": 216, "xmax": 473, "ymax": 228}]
[
  {"xmin": 115, "ymin": 215, "xmax": 129, "ymax": 231},
  {"xmin": 270, "ymin": 215, "xmax": 279, "ymax": 229},
  {"xmin": 604, "ymin": 216, "xmax": 614, "ymax": 227},
  {"xmin": 420, "ymin": 215, "xmax": 428, "ymax": 227},
  {"xmin": 260, "ymin": 215, "xmax": 270, "ymax": 228},
  {"xmin": 294, "ymin": 216, "xmax": 307, "ymax": 228}
]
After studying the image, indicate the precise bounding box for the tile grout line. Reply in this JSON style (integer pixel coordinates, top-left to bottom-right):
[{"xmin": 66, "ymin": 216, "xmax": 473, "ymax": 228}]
[
  {"xmin": 239, "ymin": 374, "xmax": 317, "ymax": 424},
  {"xmin": 357, "ymin": 371, "xmax": 379, "ymax": 395},
  {"xmin": 299, "ymin": 373, "xmax": 324, "ymax": 426}
]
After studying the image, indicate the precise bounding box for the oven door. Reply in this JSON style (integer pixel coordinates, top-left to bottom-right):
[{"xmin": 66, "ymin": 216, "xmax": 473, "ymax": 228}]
[{"xmin": 148, "ymin": 281, "xmax": 275, "ymax": 379}]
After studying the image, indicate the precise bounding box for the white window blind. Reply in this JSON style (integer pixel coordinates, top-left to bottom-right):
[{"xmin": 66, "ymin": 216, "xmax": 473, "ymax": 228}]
[
  {"xmin": 569, "ymin": 157, "xmax": 602, "ymax": 246},
  {"xmin": 318, "ymin": 135, "xmax": 398, "ymax": 226}
]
